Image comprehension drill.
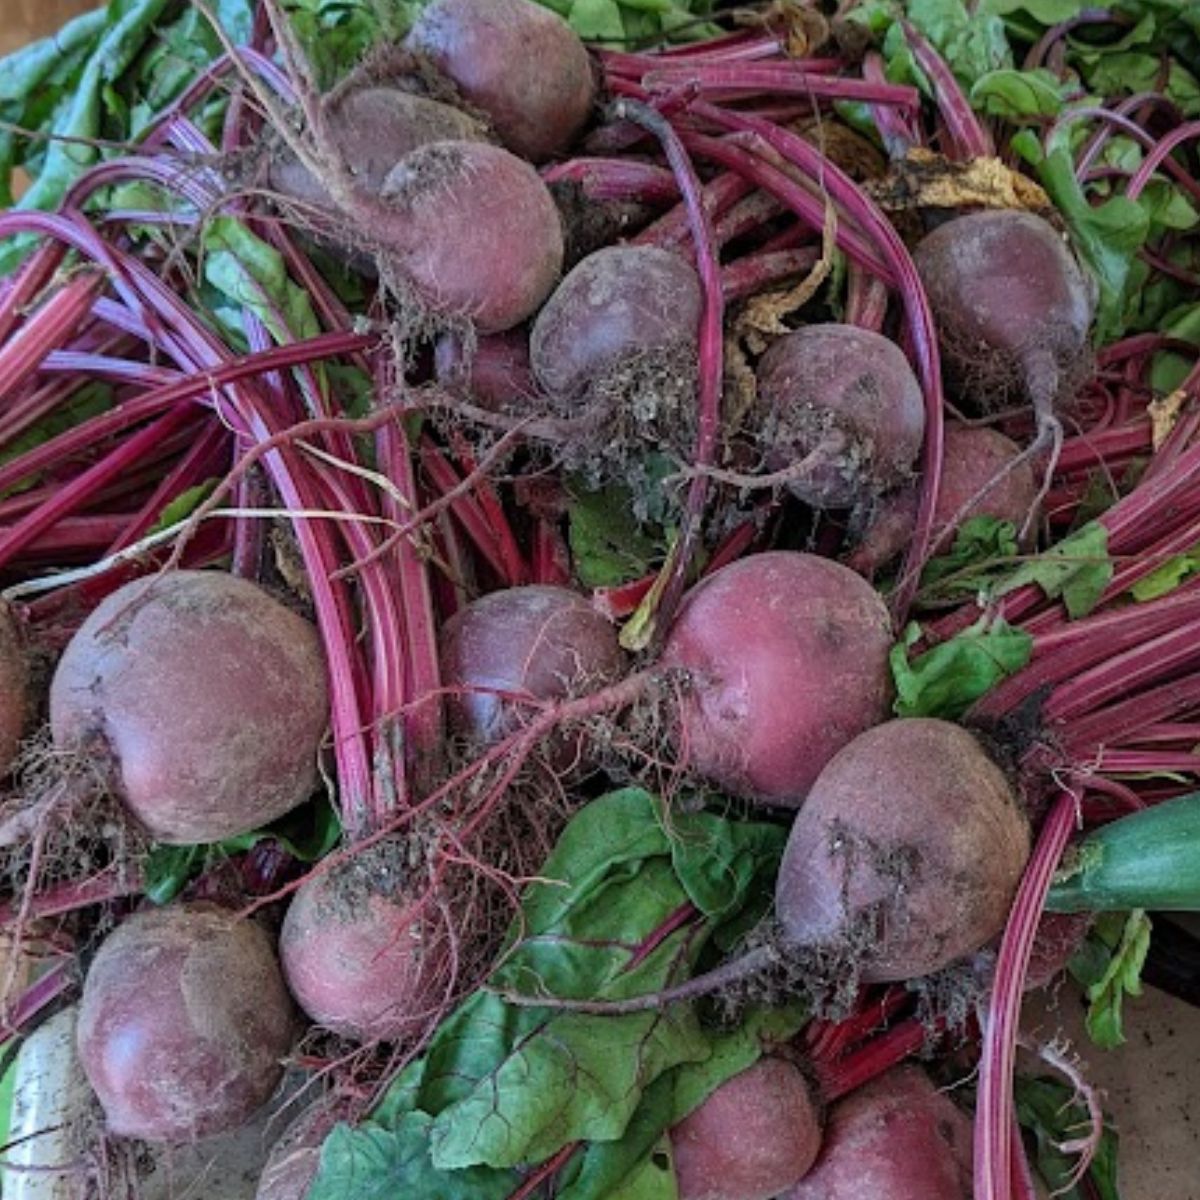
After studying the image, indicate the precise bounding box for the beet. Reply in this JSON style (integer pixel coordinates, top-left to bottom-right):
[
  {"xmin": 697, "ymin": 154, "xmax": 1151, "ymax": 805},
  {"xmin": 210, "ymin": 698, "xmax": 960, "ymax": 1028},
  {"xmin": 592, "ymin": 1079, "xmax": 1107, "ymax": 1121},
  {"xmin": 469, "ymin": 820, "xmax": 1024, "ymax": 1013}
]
[
  {"xmin": 434, "ymin": 329, "xmax": 537, "ymax": 411},
  {"xmin": 848, "ymin": 424, "xmax": 1040, "ymax": 576},
  {"xmin": 49, "ymin": 570, "xmax": 328, "ymax": 844},
  {"xmin": 439, "ymin": 585, "xmax": 624, "ymax": 760},
  {"xmin": 661, "ymin": 552, "xmax": 894, "ymax": 807},
  {"xmin": 754, "ymin": 325, "xmax": 926, "ymax": 509},
  {"xmin": 280, "ymin": 840, "xmax": 442, "ymax": 1043},
  {"xmin": 784, "ymin": 1066, "xmax": 972, "ymax": 1199},
  {"xmin": 406, "ymin": 0, "xmax": 595, "ymax": 162},
  {"xmin": 0, "ymin": 604, "xmax": 27, "ymax": 775},
  {"xmin": 776, "ymin": 718, "xmax": 1030, "ymax": 982},
  {"xmin": 270, "ymin": 87, "xmax": 486, "ymax": 212},
  {"xmin": 77, "ymin": 905, "xmax": 294, "ymax": 1142},
  {"xmin": 375, "ymin": 140, "xmax": 563, "ymax": 333},
  {"xmin": 257, "ymin": 1096, "xmax": 352, "ymax": 1200},
  {"xmin": 913, "ymin": 210, "xmax": 1093, "ymax": 416},
  {"xmin": 671, "ymin": 1058, "xmax": 822, "ymax": 1200},
  {"xmin": 530, "ymin": 244, "xmax": 702, "ymax": 422}
]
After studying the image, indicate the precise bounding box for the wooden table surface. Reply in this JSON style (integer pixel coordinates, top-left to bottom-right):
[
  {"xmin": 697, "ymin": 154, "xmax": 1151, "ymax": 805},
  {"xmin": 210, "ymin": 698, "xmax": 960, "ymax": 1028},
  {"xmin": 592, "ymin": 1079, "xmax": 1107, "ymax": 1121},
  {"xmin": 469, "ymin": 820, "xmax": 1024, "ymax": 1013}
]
[{"xmin": 1, "ymin": 0, "xmax": 97, "ymax": 57}]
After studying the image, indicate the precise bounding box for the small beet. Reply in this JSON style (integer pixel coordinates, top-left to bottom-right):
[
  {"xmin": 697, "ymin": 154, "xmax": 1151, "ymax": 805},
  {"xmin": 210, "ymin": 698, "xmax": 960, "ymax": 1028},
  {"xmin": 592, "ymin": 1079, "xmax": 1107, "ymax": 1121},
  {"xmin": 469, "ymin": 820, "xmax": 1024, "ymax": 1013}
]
[
  {"xmin": 434, "ymin": 329, "xmax": 538, "ymax": 411},
  {"xmin": 256, "ymin": 1095, "xmax": 353, "ymax": 1200},
  {"xmin": 776, "ymin": 718, "xmax": 1030, "ymax": 982},
  {"xmin": 270, "ymin": 87, "xmax": 486, "ymax": 211},
  {"xmin": 754, "ymin": 325, "xmax": 926, "ymax": 509},
  {"xmin": 440, "ymin": 585, "xmax": 624, "ymax": 759},
  {"xmin": 914, "ymin": 209, "xmax": 1093, "ymax": 415},
  {"xmin": 77, "ymin": 905, "xmax": 294, "ymax": 1142},
  {"xmin": 49, "ymin": 571, "xmax": 328, "ymax": 844},
  {"xmin": 280, "ymin": 840, "xmax": 442, "ymax": 1043},
  {"xmin": 671, "ymin": 1058, "xmax": 822, "ymax": 1200},
  {"xmin": 376, "ymin": 140, "xmax": 563, "ymax": 333},
  {"xmin": 0, "ymin": 604, "xmax": 27, "ymax": 775},
  {"xmin": 406, "ymin": 0, "xmax": 595, "ymax": 162},
  {"xmin": 661, "ymin": 552, "xmax": 894, "ymax": 807},
  {"xmin": 530, "ymin": 244, "xmax": 702, "ymax": 416},
  {"xmin": 784, "ymin": 1065, "xmax": 972, "ymax": 1199}
]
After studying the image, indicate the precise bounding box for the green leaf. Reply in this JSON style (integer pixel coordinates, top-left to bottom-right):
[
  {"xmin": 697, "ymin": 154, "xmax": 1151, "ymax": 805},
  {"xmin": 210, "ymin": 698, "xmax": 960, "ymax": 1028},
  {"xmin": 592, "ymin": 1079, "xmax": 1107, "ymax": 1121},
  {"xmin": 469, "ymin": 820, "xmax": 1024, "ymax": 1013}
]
[
  {"xmin": 202, "ymin": 216, "xmax": 322, "ymax": 342},
  {"xmin": 309, "ymin": 1116, "xmax": 516, "ymax": 1200},
  {"xmin": 993, "ymin": 521, "xmax": 1113, "ymax": 618},
  {"xmin": 1130, "ymin": 543, "xmax": 1200, "ymax": 601},
  {"xmin": 890, "ymin": 617, "xmax": 1033, "ymax": 720},
  {"xmin": 570, "ymin": 0, "xmax": 628, "ymax": 40},
  {"xmin": 0, "ymin": 384, "xmax": 112, "ymax": 496},
  {"xmin": 143, "ymin": 844, "xmax": 205, "ymax": 905},
  {"xmin": 918, "ymin": 515, "xmax": 1021, "ymax": 602},
  {"xmin": 567, "ymin": 472, "xmax": 669, "ymax": 589},
  {"xmin": 1150, "ymin": 301, "xmax": 1200, "ymax": 394},
  {"xmin": 1036, "ymin": 144, "xmax": 1150, "ymax": 342},
  {"xmin": 883, "ymin": 0, "xmax": 1013, "ymax": 89},
  {"xmin": 150, "ymin": 480, "xmax": 219, "ymax": 534},
  {"xmin": 981, "ymin": 0, "xmax": 1088, "ymax": 21},
  {"xmin": 969, "ymin": 67, "xmax": 1078, "ymax": 118},
  {"xmin": 1069, "ymin": 910, "xmax": 1152, "ymax": 1049}
]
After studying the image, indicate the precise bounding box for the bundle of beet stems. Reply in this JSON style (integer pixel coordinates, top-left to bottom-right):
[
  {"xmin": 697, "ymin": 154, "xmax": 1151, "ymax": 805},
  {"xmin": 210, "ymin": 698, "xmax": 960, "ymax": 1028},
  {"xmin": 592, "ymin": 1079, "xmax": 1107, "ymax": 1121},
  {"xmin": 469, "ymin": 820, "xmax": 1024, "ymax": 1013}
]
[{"xmin": 0, "ymin": 0, "xmax": 1198, "ymax": 1196}]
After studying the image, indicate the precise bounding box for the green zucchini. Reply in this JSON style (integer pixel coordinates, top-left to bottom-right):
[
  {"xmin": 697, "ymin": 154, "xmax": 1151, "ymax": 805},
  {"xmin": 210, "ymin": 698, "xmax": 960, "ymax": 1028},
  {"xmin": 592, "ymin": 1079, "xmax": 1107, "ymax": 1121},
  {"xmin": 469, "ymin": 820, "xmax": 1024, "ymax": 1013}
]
[{"xmin": 1046, "ymin": 791, "xmax": 1200, "ymax": 913}]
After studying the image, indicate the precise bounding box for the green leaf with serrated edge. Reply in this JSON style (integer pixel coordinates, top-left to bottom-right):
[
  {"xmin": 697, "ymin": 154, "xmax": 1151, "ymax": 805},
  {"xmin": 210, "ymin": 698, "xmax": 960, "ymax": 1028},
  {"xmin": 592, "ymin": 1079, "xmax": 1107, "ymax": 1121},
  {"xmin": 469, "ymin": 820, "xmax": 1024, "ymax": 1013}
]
[
  {"xmin": 918, "ymin": 516, "xmax": 1020, "ymax": 602},
  {"xmin": 202, "ymin": 217, "xmax": 322, "ymax": 343},
  {"xmin": 1069, "ymin": 911, "xmax": 1152, "ymax": 1049},
  {"xmin": 890, "ymin": 618, "xmax": 1033, "ymax": 720},
  {"xmin": 969, "ymin": 67, "xmax": 1078, "ymax": 119},
  {"xmin": 1014, "ymin": 1074, "xmax": 1121, "ymax": 1200},
  {"xmin": 308, "ymin": 1116, "xmax": 516, "ymax": 1200},
  {"xmin": 882, "ymin": 0, "xmax": 1013, "ymax": 89},
  {"xmin": 993, "ymin": 521, "xmax": 1113, "ymax": 619},
  {"xmin": 1035, "ymin": 144, "xmax": 1150, "ymax": 342},
  {"xmin": 567, "ymin": 472, "xmax": 668, "ymax": 589}
]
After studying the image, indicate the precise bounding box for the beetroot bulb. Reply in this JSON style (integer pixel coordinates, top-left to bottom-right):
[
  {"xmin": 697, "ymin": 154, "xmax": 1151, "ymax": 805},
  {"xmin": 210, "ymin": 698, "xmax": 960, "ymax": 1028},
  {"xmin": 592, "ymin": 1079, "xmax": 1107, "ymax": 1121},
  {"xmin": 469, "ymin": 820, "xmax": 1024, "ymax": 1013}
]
[
  {"xmin": 77, "ymin": 904, "xmax": 295, "ymax": 1142},
  {"xmin": 752, "ymin": 325, "xmax": 926, "ymax": 509},
  {"xmin": 49, "ymin": 570, "xmax": 328, "ymax": 844},
  {"xmin": 847, "ymin": 424, "xmax": 1039, "ymax": 577},
  {"xmin": 784, "ymin": 1066, "xmax": 973, "ymax": 1199},
  {"xmin": 660, "ymin": 552, "xmax": 893, "ymax": 807},
  {"xmin": 671, "ymin": 1057, "xmax": 823, "ymax": 1200},
  {"xmin": 0, "ymin": 604, "xmax": 27, "ymax": 775},
  {"xmin": 406, "ymin": 0, "xmax": 596, "ymax": 163}
]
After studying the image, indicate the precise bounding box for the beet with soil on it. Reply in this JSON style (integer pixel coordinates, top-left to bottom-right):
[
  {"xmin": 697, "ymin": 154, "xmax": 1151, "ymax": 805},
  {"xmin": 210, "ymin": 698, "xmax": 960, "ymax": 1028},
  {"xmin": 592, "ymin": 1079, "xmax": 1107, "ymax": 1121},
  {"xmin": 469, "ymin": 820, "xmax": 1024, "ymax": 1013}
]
[
  {"xmin": 269, "ymin": 87, "xmax": 487, "ymax": 214},
  {"xmin": 406, "ymin": 0, "xmax": 596, "ymax": 163},
  {"xmin": 914, "ymin": 209, "xmax": 1094, "ymax": 418},
  {"xmin": 775, "ymin": 717, "xmax": 1030, "ymax": 982},
  {"xmin": 753, "ymin": 324, "xmax": 926, "ymax": 510},
  {"xmin": 671, "ymin": 1057, "xmax": 823, "ymax": 1200},
  {"xmin": 280, "ymin": 839, "xmax": 444, "ymax": 1044},
  {"xmin": 784, "ymin": 1065, "xmax": 973, "ymax": 1199},
  {"xmin": 440, "ymin": 584, "xmax": 624, "ymax": 767},
  {"xmin": 661, "ymin": 551, "xmax": 894, "ymax": 807},
  {"xmin": 529, "ymin": 243, "xmax": 702, "ymax": 445},
  {"xmin": 77, "ymin": 904, "xmax": 295, "ymax": 1143},
  {"xmin": 49, "ymin": 570, "xmax": 328, "ymax": 845}
]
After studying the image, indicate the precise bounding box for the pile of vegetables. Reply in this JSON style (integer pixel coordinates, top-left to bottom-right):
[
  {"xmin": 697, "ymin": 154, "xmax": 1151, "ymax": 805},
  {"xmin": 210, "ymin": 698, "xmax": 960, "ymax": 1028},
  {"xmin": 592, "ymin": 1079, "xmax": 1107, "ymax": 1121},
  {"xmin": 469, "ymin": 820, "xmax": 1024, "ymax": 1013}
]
[{"xmin": 0, "ymin": 0, "xmax": 1199, "ymax": 1196}]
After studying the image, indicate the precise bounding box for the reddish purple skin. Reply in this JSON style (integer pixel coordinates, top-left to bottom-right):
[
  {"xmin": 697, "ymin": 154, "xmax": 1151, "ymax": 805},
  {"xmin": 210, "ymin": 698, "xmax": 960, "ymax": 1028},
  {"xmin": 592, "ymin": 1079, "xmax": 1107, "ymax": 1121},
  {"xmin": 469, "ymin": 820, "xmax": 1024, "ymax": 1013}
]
[
  {"xmin": 256, "ymin": 1096, "xmax": 354, "ymax": 1200},
  {"xmin": 0, "ymin": 605, "xmax": 27, "ymax": 775},
  {"xmin": 847, "ymin": 424, "xmax": 1039, "ymax": 575},
  {"xmin": 49, "ymin": 570, "xmax": 328, "ymax": 845},
  {"xmin": 661, "ymin": 552, "xmax": 893, "ymax": 807},
  {"xmin": 434, "ymin": 329, "xmax": 537, "ymax": 411},
  {"xmin": 440, "ymin": 585, "xmax": 624, "ymax": 746},
  {"xmin": 1025, "ymin": 910, "xmax": 1093, "ymax": 991},
  {"xmin": 784, "ymin": 1066, "xmax": 972, "ymax": 1199},
  {"xmin": 281, "ymin": 851, "xmax": 440, "ymax": 1043},
  {"xmin": 406, "ymin": 0, "xmax": 595, "ymax": 163},
  {"xmin": 756, "ymin": 325, "xmax": 926, "ymax": 509},
  {"xmin": 914, "ymin": 210, "xmax": 1093, "ymax": 407},
  {"xmin": 671, "ymin": 1058, "xmax": 822, "ymax": 1200},
  {"xmin": 530, "ymin": 244, "xmax": 702, "ymax": 398},
  {"xmin": 269, "ymin": 88, "xmax": 486, "ymax": 208},
  {"xmin": 379, "ymin": 140, "xmax": 563, "ymax": 333},
  {"xmin": 77, "ymin": 905, "xmax": 295, "ymax": 1143},
  {"xmin": 776, "ymin": 719, "xmax": 1030, "ymax": 983}
]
